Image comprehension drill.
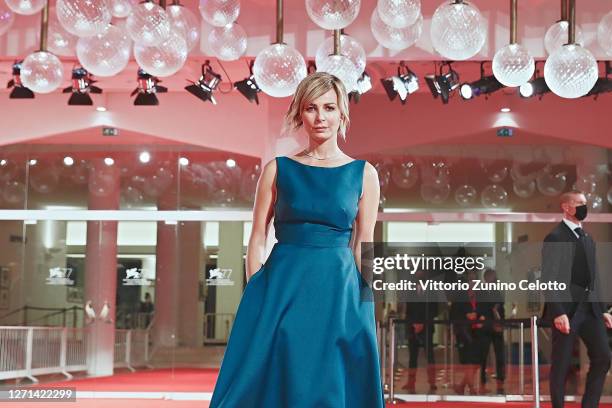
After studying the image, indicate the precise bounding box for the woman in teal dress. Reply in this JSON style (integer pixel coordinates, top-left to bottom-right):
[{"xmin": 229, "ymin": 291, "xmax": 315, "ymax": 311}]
[{"xmin": 209, "ymin": 72, "xmax": 385, "ymax": 408}]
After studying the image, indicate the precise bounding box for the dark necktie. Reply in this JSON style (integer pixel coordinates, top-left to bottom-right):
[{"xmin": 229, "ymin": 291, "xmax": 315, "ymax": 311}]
[{"xmin": 574, "ymin": 227, "xmax": 586, "ymax": 239}]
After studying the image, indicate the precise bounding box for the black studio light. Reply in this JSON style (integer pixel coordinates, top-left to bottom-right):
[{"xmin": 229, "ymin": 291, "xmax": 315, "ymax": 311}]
[
  {"xmin": 7, "ymin": 61, "xmax": 34, "ymax": 99},
  {"xmin": 185, "ymin": 60, "xmax": 222, "ymax": 105},
  {"xmin": 424, "ymin": 62, "xmax": 460, "ymax": 104},
  {"xmin": 459, "ymin": 62, "xmax": 504, "ymax": 100},
  {"xmin": 584, "ymin": 61, "xmax": 612, "ymax": 98},
  {"xmin": 63, "ymin": 66, "xmax": 102, "ymax": 105},
  {"xmin": 349, "ymin": 71, "xmax": 372, "ymax": 104},
  {"xmin": 381, "ymin": 62, "xmax": 418, "ymax": 105},
  {"xmin": 518, "ymin": 64, "xmax": 550, "ymax": 99},
  {"xmin": 131, "ymin": 68, "xmax": 167, "ymax": 106},
  {"xmin": 234, "ymin": 60, "xmax": 261, "ymax": 104}
]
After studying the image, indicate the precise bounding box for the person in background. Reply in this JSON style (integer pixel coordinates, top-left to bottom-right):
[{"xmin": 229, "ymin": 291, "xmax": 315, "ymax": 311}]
[
  {"xmin": 139, "ymin": 292, "xmax": 154, "ymax": 328},
  {"xmin": 476, "ymin": 268, "xmax": 506, "ymax": 395}
]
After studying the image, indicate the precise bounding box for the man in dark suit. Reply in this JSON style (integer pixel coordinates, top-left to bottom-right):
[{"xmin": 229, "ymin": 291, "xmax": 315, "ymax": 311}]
[{"xmin": 541, "ymin": 190, "xmax": 612, "ymax": 408}]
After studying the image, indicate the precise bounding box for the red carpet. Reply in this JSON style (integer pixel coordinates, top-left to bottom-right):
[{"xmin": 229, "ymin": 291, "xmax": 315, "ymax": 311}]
[{"xmin": 3, "ymin": 368, "xmax": 610, "ymax": 407}]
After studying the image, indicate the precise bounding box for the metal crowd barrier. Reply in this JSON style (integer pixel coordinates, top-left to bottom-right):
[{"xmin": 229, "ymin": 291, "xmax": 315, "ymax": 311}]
[
  {"xmin": 377, "ymin": 315, "xmax": 542, "ymax": 403},
  {"xmin": 0, "ymin": 326, "xmax": 150, "ymax": 382}
]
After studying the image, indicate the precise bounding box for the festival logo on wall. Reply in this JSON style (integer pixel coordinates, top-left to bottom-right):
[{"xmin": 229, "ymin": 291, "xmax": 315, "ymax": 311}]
[
  {"xmin": 46, "ymin": 267, "xmax": 74, "ymax": 286},
  {"xmin": 206, "ymin": 267, "xmax": 234, "ymax": 286},
  {"xmin": 122, "ymin": 267, "xmax": 152, "ymax": 286}
]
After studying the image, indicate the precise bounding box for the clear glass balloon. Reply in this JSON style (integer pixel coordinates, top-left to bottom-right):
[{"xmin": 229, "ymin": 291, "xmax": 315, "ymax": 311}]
[
  {"xmin": 77, "ymin": 24, "xmax": 131, "ymax": 76},
  {"xmin": 89, "ymin": 169, "xmax": 116, "ymax": 197},
  {"xmin": 69, "ymin": 160, "xmax": 90, "ymax": 185},
  {"xmin": 454, "ymin": 184, "xmax": 477, "ymax": 207},
  {"xmin": 481, "ymin": 161, "xmax": 508, "ymax": 183},
  {"xmin": 377, "ymin": 0, "xmax": 420, "ymax": 29},
  {"xmin": 371, "ymin": 8, "xmax": 422, "ymax": 50},
  {"xmin": 305, "ymin": 0, "xmax": 360, "ymax": 30},
  {"xmin": 167, "ymin": 4, "xmax": 200, "ymax": 52},
  {"xmin": 253, "ymin": 43, "xmax": 307, "ymax": 98},
  {"xmin": 47, "ymin": 18, "xmax": 78, "ymax": 56},
  {"xmin": 544, "ymin": 44, "xmax": 598, "ymax": 99},
  {"xmin": 430, "ymin": 0, "xmax": 486, "ymax": 60},
  {"xmin": 316, "ymin": 34, "xmax": 366, "ymax": 76},
  {"xmin": 3, "ymin": 180, "xmax": 25, "ymax": 204},
  {"xmin": 374, "ymin": 162, "xmax": 392, "ymax": 192},
  {"xmin": 126, "ymin": 1, "xmax": 170, "ymax": 46},
  {"xmin": 421, "ymin": 178, "xmax": 450, "ymax": 204},
  {"xmin": 585, "ymin": 193, "xmax": 603, "ymax": 213},
  {"xmin": 597, "ymin": 11, "xmax": 612, "ymax": 57},
  {"xmin": 56, "ymin": 0, "xmax": 112, "ymax": 37},
  {"xmin": 574, "ymin": 174, "xmax": 597, "ymax": 194},
  {"xmin": 110, "ymin": 0, "xmax": 133, "ymax": 18},
  {"xmin": 30, "ymin": 164, "xmax": 60, "ymax": 194},
  {"xmin": 208, "ymin": 22, "xmax": 247, "ymax": 61},
  {"xmin": 134, "ymin": 29, "xmax": 188, "ymax": 77},
  {"xmin": 0, "ymin": 4, "xmax": 15, "ymax": 36},
  {"xmin": 607, "ymin": 186, "xmax": 612, "ymax": 206},
  {"xmin": 536, "ymin": 170, "xmax": 566, "ymax": 196},
  {"xmin": 4, "ymin": 0, "xmax": 44, "ymax": 16},
  {"xmin": 481, "ymin": 184, "xmax": 508, "ymax": 208},
  {"xmin": 199, "ymin": 0, "xmax": 239, "ymax": 27},
  {"xmin": 391, "ymin": 160, "xmax": 418, "ymax": 189},
  {"xmin": 316, "ymin": 54, "xmax": 359, "ymax": 93},
  {"xmin": 20, "ymin": 51, "xmax": 64, "ymax": 94},
  {"xmin": 544, "ymin": 20, "xmax": 584, "ymax": 55},
  {"xmin": 492, "ymin": 43, "xmax": 535, "ymax": 87},
  {"xmin": 121, "ymin": 185, "xmax": 144, "ymax": 207},
  {"xmin": 513, "ymin": 179, "xmax": 535, "ymax": 198}
]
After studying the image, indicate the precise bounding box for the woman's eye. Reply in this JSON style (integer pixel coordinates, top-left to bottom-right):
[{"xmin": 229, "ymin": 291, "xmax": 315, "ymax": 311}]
[{"xmin": 326, "ymin": 106, "xmax": 335, "ymax": 111}]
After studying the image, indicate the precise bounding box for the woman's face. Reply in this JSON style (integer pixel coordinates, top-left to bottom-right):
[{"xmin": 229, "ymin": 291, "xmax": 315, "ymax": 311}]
[{"xmin": 300, "ymin": 88, "xmax": 342, "ymax": 141}]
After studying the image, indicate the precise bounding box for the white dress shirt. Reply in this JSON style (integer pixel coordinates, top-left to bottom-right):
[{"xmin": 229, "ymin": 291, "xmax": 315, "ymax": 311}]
[{"xmin": 562, "ymin": 218, "xmax": 582, "ymax": 239}]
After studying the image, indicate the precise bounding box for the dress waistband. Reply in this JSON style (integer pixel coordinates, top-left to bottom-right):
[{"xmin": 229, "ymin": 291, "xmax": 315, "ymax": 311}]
[{"xmin": 274, "ymin": 223, "xmax": 352, "ymax": 248}]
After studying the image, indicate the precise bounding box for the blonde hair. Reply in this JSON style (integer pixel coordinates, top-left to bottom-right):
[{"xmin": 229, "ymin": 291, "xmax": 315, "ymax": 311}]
[{"xmin": 282, "ymin": 72, "xmax": 351, "ymax": 140}]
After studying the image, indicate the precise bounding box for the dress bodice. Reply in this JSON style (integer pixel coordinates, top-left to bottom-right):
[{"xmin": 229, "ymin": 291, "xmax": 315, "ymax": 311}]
[{"xmin": 273, "ymin": 156, "xmax": 366, "ymax": 247}]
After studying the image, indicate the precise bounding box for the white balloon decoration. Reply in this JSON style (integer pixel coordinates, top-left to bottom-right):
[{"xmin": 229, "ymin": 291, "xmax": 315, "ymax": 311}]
[
  {"xmin": 77, "ymin": 24, "xmax": 131, "ymax": 76},
  {"xmin": 56, "ymin": 0, "xmax": 112, "ymax": 37}
]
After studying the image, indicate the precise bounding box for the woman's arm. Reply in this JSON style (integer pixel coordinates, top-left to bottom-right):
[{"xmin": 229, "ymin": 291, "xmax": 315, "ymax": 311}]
[
  {"xmin": 245, "ymin": 159, "xmax": 277, "ymax": 281},
  {"xmin": 352, "ymin": 162, "xmax": 380, "ymax": 273}
]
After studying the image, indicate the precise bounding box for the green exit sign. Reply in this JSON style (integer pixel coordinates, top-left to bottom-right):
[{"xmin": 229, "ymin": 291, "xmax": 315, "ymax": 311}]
[
  {"xmin": 102, "ymin": 127, "xmax": 119, "ymax": 136},
  {"xmin": 497, "ymin": 127, "xmax": 513, "ymax": 137}
]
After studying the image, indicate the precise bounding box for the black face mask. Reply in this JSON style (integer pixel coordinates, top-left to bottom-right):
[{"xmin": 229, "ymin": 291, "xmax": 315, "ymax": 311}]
[{"xmin": 574, "ymin": 204, "xmax": 588, "ymax": 221}]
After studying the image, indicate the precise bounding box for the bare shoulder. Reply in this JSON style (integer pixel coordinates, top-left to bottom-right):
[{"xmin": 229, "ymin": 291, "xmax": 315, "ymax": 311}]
[
  {"xmin": 258, "ymin": 158, "xmax": 278, "ymax": 185},
  {"xmin": 362, "ymin": 161, "xmax": 379, "ymax": 183}
]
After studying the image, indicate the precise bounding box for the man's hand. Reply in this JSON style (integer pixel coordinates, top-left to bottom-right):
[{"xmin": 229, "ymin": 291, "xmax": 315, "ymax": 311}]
[
  {"xmin": 554, "ymin": 314, "xmax": 570, "ymax": 334},
  {"xmin": 603, "ymin": 313, "xmax": 612, "ymax": 329},
  {"xmin": 413, "ymin": 323, "xmax": 424, "ymax": 334}
]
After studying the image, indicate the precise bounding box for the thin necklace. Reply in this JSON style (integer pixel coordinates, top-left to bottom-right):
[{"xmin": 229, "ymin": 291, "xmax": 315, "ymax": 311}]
[{"xmin": 303, "ymin": 149, "xmax": 343, "ymax": 160}]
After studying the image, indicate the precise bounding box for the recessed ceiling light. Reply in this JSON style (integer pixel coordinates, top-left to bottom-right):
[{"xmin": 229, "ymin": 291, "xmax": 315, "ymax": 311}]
[
  {"xmin": 29, "ymin": 159, "xmax": 37, "ymax": 166},
  {"xmin": 226, "ymin": 159, "xmax": 236, "ymax": 168},
  {"xmin": 500, "ymin": 107, "xmax": 511, "ymax": 113},
  {"xmin": 64, "ymin": 156, "xmax": 74, "ymax": 166},
  {"xmin": 179, "ymin": 157, "xmax": 189, "ymax": 166},
  {"xmin": 96, "ymin": 106, "xmax": 107, "ymax": 112},
  {"xmin": 139, "ymin": 151, "xmax": 151, "ymax": 163},
  {"xmin": 104, "ymin": 157, "xmax": 114, "ymax": 166}
]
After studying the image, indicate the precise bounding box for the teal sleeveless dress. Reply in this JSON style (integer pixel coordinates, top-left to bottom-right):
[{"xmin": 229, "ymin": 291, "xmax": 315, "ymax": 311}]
[{"xmin": 209, "ymin": 156, "xmax": 385, "ymax": 408}]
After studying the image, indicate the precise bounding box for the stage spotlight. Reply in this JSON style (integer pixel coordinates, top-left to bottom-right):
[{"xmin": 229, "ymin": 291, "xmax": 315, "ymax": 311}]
[
  {"xmin": 381, "ymin": 63, "xmax": 418, "ymax": 105},
  {"xmin": 235, "ymin": 60, "xmax": 261, "ymax": 104},
  {"xmin": 585, "ymin": 62, "xmax": 612, "ymax": 98},
  {"xmin": 460, "ymin": 62, "xmax": 503, "ymax": 100},
  {"xmin": 424, "ymin": 63, "xmax": 460, "ymax": 104},
  {"xmin": 63, "ymin": 67, "xmax": 103, "ymax": 106},
  {"xmin": 131, "ymin": 69, "xmax": 167, "ymax": 106},
  {"xmin": 185, "ymin": 60, "xmax": 222, "ymax": 105},
  {"xmin": 7, "ymin": 61, "xmax": 34, "ymax": 99},
  {"xmin": 349, "ymin": 71, "xmax": 372, "ymax": 104},
  {"xmin": 519, "ymin": 77, "xmax": 549, "ymax": 99}
]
